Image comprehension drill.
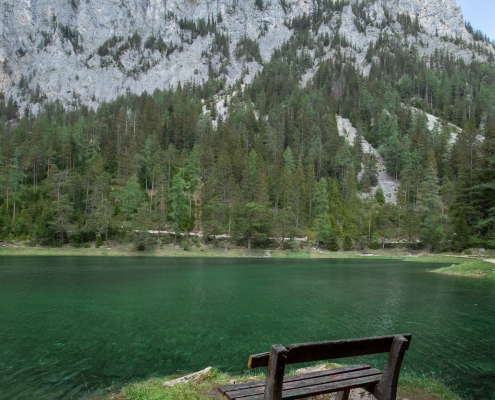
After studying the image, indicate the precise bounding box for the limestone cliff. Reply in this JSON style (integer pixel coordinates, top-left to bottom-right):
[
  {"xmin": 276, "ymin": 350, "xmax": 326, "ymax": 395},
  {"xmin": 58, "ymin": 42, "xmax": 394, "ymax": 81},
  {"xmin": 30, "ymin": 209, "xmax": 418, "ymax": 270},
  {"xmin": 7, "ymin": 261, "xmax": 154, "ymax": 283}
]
[{"xmin": 0, "ymin": 0, "xmax": 491, "ymax": 112}]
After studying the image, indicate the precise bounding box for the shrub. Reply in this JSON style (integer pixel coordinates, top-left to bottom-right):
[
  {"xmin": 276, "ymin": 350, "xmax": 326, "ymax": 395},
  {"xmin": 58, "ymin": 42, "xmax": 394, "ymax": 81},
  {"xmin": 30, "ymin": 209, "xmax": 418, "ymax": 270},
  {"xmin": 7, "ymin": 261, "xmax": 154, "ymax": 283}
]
[
  {"xmin": 343, "ymin": 235, "xmax": 353, "ymax": 251},
  {"xmin": 181, "ymin": 239, "xmax": 191, "ymax": 251}
]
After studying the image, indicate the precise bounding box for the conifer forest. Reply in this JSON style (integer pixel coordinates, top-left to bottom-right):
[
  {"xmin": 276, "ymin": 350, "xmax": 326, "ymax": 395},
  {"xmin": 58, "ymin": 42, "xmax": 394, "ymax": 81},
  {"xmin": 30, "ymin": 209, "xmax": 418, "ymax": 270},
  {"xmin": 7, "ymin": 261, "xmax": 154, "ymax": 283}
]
[{"xmin": 1, "ymin": 8, "xmax": 495, "ymax": 252}]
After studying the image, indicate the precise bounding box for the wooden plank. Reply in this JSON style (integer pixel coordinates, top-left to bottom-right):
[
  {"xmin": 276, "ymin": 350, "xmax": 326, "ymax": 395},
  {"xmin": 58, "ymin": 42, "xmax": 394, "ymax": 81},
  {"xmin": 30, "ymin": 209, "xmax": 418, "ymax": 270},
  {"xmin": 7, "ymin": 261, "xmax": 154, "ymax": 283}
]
[
  {"xmin": 224, "ymin": 368, "xmax": 382, "ymax": 399},
  {"xmin": 248, "ymin": 334, "xmax": 412, "ymax": 368},
  {"xmin": 218, "ymin": 364, "xmax": 370, "ymax": 393},
  {"xmin": 237, "ymin": 375, "xmax": 382, "ymax": 400},
  {"xmin": 264, "ymin": 344, "xmax": 288, "ymax": 400}
]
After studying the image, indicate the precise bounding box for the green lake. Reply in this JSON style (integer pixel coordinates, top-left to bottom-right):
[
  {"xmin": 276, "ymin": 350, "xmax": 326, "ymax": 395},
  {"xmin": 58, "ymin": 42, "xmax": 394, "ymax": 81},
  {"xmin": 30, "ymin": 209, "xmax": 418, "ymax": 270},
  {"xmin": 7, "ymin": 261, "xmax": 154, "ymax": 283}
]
[{"xmin": 0, "ymin": 256, "xmax": 494, "ymax": 399}]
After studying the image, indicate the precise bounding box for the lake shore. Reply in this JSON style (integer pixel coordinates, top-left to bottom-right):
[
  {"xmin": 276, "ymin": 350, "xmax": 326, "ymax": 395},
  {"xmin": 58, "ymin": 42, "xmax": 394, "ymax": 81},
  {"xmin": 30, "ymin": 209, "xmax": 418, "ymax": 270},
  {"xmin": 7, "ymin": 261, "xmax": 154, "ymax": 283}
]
[
  {"xmin": 1, "ymin": 242, "xmax": 494, "ymax": 280},
  {"xmin": 89, "ymin": 367, "xmax": 461, "ymax": 400}
]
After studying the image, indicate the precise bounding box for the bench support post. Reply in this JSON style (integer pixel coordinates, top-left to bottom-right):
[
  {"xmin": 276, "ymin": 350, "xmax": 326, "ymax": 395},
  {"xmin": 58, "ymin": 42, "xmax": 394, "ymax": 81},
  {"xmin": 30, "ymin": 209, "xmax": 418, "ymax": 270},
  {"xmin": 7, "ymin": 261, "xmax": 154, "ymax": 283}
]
[
  {"xmin": 374, "ymin": 335, "xmax": 409, "ymax": 400},
  {"xmin": 335, "ymin": 389, "xmax": 350, "ymax": 400},
  {"xmin": 264, "ymin": 344, "xmax": 288, "ymax": 400}
]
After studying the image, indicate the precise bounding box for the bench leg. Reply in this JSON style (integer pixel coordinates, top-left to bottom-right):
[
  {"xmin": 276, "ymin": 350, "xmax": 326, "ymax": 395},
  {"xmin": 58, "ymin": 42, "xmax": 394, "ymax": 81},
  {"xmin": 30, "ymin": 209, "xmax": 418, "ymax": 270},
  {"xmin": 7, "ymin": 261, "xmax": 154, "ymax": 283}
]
[
  {"xmin": 264, "ymin": 344, "xmax": 288, "ymax": 400},
  {"xmin": 334, "ymin": 389, "xmax": 350, "ymax": 400}
]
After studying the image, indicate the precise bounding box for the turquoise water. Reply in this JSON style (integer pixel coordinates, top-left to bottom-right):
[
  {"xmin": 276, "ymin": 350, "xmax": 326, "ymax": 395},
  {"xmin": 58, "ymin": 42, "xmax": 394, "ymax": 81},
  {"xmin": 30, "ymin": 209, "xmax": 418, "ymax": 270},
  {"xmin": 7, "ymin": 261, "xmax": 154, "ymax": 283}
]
[{"xmin": 0, "ymin": 256, "xmax": 494, "ymax": 399}]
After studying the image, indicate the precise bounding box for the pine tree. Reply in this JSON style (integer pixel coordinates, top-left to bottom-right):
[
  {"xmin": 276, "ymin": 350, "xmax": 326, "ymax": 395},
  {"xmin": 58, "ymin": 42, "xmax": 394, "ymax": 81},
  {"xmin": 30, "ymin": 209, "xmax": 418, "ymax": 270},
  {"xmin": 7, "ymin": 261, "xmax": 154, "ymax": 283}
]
[
  {"xmin": 8, "ymin": 157, "xmax": 24, "ymax": 226},
  {"xmin": 418, "ymin": 166, "xmax": 444, "ymax": 251},
  {"xmin": 234, "ymin": 202, "xmax": 271, "ymax": 251},
  {"xmin": 274, "ymin": 207, "xmax": 296, "ymax": 248},
  {"xmin": 47, "ymin": 165, "xmax": 74, "ymax": 244},
  {"xmin": 474, "ymin": 114, "xmax": 495, "ymax": 245},
  {"xmin": 203, "ymin": 196, "xmax": 227, "ymax": 245},
  {"xmin": 313, "ymin": 178, "xmax": 333, "ymax": 248},
  {"xmin": 121, "ymin": 174, "xmax": 142, "ymax": 222},
  {"xmin": 169, "ymin": 172, "xmax": 188, "ymax": 243}
]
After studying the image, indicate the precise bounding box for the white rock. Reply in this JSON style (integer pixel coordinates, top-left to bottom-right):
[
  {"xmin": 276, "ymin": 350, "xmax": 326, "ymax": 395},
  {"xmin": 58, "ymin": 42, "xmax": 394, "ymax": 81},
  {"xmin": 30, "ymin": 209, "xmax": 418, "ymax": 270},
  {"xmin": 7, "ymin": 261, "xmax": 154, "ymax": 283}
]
[{"xmin": 0, "ymin": 0, "xmax": 490, "ymax": 111}]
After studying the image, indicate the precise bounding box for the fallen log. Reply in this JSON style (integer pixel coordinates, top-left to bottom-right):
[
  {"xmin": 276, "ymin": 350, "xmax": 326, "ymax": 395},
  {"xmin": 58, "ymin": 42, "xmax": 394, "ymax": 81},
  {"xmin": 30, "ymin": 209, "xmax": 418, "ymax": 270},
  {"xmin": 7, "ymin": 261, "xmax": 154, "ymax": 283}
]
[{"xmin": 163, "ymin": 366, "xmax": 212, "ymax": 388}]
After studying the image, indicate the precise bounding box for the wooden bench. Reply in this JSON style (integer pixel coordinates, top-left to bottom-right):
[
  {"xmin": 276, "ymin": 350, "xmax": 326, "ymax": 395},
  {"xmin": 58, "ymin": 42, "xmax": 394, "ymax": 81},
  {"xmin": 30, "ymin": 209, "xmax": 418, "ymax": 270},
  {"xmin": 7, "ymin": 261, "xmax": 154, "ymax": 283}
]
[{"xmin": 218, "ymin": 334, "xmax": 412, "ymax": 400}]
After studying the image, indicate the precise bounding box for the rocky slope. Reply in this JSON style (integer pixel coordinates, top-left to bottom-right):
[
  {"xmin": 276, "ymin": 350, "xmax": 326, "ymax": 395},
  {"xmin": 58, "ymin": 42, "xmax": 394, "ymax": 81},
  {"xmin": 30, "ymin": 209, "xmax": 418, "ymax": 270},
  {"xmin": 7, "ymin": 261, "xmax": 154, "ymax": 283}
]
[
  {"xmin": 0, "ymin": 0, "xmax": 492, "ymax": 112},
  {"xmin": 337, "ymin": 115, "xmax": 399, "ymax": 203}
]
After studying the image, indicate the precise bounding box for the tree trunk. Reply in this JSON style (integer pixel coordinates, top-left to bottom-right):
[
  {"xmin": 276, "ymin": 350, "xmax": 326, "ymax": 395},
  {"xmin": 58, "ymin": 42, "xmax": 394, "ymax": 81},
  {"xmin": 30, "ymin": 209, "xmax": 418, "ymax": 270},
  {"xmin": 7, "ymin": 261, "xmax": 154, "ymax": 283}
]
[
  {"xmin": 248, "ymin": 236, "xmax": 251, "ymax": 252},
  {"xmin": 368, "ymin": 206, "xmax": 372, "ymax": 244},
  {"xmin": 85, "ymin": 180, "xmax": 90, "ymax": 213},
  {"xmin": 12, "ymin": 194, "xmax": 16, "ymax": 224}
]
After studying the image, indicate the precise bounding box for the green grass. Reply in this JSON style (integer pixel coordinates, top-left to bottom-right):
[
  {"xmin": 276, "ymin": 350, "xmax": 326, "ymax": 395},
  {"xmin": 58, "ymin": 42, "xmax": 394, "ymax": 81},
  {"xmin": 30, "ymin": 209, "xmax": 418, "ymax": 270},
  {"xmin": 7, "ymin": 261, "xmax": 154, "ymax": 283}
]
[
  {"xmin": 91, "ymin": 368, "xmax": 264, "ymax": 400},
  {"xmin": 400, "ymin": 253, "xmax": 495, "ymax": 280},
  {"xmin": 398, "ymin": 374, "xmax": 461, "ymax": 400},
  {"xmin": 93, "ymin": 368, "xmax": 461, "ymax": 400},
  {"xmin": 431, "ymin": 258, "xmax": 495, "ymax": 280}
]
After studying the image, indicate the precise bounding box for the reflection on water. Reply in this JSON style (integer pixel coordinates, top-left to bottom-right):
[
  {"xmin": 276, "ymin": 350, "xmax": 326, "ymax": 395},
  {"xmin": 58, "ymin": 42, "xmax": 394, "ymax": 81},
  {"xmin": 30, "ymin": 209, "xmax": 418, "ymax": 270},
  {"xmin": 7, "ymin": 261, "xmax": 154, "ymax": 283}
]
[{"xmin": 0, "ymin": 256, "xmax": 494, "ymax": 399}]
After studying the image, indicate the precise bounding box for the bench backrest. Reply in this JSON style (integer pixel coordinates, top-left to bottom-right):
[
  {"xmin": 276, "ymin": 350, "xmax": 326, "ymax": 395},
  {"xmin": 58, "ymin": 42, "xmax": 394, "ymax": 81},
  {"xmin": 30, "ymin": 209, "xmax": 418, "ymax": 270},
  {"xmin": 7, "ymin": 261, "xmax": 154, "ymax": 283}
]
[{"xmin": 248, "ymin": 333, "xmax": 412, "ymax": 368}]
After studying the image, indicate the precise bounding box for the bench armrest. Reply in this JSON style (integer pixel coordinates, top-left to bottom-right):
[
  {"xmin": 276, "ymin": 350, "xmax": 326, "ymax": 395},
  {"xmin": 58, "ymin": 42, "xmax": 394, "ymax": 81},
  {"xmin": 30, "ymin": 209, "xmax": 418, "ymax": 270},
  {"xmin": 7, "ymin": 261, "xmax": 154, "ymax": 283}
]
[{"xmin": 374, "ymin": 335, "xmax": 409, "ymax": 400}]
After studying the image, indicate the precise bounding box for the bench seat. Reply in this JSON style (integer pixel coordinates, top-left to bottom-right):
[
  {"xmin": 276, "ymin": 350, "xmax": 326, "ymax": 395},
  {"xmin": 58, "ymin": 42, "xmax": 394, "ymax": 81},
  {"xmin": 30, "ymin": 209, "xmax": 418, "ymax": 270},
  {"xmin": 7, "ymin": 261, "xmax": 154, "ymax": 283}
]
[{"xmin": 218, "ymin": 364, "xmax": 381, "ymax": 399}]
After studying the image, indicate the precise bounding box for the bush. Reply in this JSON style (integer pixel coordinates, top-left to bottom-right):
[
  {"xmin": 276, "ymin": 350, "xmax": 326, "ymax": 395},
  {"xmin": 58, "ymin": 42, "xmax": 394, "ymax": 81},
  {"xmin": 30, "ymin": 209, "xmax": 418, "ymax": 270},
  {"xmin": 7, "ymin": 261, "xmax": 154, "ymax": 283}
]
[
  {"xmin": 95, "ymin": 235, "xmax": 103, "ymax": 248},
  {"xmin": 369, "ymin": 237, "xmax": 381, "ymax": 250},
  {"xmin": 328, "ymin": 238, "xmax": 340, "ymax": 251},
  {"xmin": 343, "ymin": 235, "xmax": 353, "ymax": 251},
  {"xmin": 83, "ymin": 242, "xmax": 91, "ymax": 248}
]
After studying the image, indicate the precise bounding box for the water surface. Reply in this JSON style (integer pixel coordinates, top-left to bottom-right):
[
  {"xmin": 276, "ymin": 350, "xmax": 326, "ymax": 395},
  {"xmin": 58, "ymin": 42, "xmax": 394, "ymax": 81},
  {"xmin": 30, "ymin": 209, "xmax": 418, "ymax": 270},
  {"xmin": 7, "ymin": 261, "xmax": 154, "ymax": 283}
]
[{"xmin": 1, "ymin": 256, "xmax": 494, "ymax": 399}]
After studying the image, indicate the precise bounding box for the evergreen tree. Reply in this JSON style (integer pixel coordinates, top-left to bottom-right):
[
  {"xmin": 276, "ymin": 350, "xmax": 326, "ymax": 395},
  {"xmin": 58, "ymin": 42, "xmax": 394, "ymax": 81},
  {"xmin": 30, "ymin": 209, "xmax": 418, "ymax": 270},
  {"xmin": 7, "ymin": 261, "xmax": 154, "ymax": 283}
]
[
  {"xmin": 47, "ymin": 166, "xmax": 74, "ymax": 244},
  {"xmin": 7, "ymin": 156, "xmax": 24, "ymax": 226},
  {"xmin": 313, "ymin": 178, "xmax": 333, "ymax": 248},
  {"xmin": 274, "ymin": 207, "xmax": 297, "ymax": 248},
  {"xmin": 474, "ymin": 114, "xmax": 495, "ymax": 246},
  {"xmin": 169, "ymin": 172, "xmax": 188, "ymax": 243},
  {"xmin": 203, "ymin": 196, "xmax": 227, "ymax": 245},
  {"xmin": 418, "ymin": 166, "xmax": 444, "ymax": 251},
  {"xmin": 234, "ymin": 202, "xmax": 271, "ymax": 251},
  {"xmin": 121, "ymin": 174, "xmax": 142, "ymax": 222}
]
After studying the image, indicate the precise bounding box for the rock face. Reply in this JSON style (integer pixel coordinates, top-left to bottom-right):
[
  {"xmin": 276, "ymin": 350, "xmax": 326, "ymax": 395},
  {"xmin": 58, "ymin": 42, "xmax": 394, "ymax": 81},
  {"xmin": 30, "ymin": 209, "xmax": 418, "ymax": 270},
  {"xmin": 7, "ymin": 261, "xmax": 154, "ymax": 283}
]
[
  {"xmin": 371, "ymin": 0, "xmax": 468, "ymax": 39},
  {"xmin": 0, "ymin": 0, "xmax": 489, "ymax": 111},
  {"xmin": 337, "ymin": 116, "xmax": 399, "ymax": 203}
]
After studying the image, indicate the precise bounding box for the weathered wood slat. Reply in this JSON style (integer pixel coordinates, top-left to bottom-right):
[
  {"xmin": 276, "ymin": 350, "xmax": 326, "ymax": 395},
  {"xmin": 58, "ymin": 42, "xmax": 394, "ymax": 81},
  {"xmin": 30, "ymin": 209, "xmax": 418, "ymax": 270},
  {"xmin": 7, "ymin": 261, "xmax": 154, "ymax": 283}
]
[
  {"xmin": 233, "ymin": 374, "xmax": 382, "ymax": 400},
  {"xmin": 218, "ymin": 364, "xmax": 370, "ymax": 393},
  {"xmin": 223, "ymin": 368, "xmax": 382, "ymax": 399},
  {"xmin": 248, "ymin": 334, "xmax": 412, "ymax": 368}
]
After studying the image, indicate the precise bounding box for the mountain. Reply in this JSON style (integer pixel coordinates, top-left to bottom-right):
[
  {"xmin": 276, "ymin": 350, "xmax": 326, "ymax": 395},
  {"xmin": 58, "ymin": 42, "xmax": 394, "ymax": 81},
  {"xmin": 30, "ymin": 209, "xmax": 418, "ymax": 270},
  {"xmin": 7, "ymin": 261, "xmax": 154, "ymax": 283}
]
[
  {"xmin": 1, "ymin": 0, "xmax": 495, "ymax": 252},
  {"xmin": 0, "ymin": 0, "xmax": 492, "ymax": 112}
]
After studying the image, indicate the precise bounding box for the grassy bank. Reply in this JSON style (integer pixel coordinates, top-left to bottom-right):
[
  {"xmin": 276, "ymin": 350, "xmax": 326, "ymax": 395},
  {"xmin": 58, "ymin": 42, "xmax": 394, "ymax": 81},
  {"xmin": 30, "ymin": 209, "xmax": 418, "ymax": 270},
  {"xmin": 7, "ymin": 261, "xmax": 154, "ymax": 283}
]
[
  {"xmin": 430, "ymin": 258, "xmax": 495, "ymax": 279},
  {"xmin": 403, "ymin": 254, "xmax": 495, "ymax": 280},
  {"xmin": 0, "ymin": 241, "xmax": 416, "ymax": 258},
  {"xmin": 1, "ymin": 242, "xmax": 494, "ymax": 280},
  {"xmin": 90, "ymin": 367, "xmax": 461, "ymax": 400}
]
